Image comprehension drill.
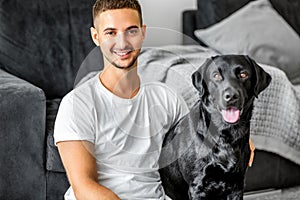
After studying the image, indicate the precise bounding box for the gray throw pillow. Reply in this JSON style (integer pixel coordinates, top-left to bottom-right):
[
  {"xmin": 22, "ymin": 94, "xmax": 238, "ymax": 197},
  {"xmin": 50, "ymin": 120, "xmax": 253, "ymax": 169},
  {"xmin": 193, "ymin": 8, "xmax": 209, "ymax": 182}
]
[{"xmin": 194, "ymin": 0, "xmax": 300, "ymax": 84}]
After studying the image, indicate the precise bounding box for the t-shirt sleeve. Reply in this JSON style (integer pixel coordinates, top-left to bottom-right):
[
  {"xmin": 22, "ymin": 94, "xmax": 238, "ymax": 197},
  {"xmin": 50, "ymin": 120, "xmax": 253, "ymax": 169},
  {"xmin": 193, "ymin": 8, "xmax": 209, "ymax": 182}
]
[
  {"xmin": 54, "ymin": 92, "xmax": 95, "ymax": 145},
  {"xmin": 162, "ymin": 83, "xmax": 190, "ymax": 127},
  {"xmin": 174, "ymin": 91, "xmax": 190, "ymax": 124}
]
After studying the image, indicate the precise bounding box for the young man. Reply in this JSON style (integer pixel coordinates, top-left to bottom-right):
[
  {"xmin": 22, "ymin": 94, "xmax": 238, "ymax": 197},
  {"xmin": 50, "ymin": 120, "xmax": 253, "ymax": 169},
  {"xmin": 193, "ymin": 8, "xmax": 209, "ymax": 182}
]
[{"xmin": 54, "ymin": 0, "xmax": 188, "ymax": 199}]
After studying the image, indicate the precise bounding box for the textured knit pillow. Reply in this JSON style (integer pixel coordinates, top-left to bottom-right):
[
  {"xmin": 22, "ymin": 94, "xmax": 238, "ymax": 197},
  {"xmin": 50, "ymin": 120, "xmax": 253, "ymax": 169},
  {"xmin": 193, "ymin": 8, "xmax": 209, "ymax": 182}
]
[{"xmin": 194, "ymin": 0, "xmax": 300, "ymax": 84}]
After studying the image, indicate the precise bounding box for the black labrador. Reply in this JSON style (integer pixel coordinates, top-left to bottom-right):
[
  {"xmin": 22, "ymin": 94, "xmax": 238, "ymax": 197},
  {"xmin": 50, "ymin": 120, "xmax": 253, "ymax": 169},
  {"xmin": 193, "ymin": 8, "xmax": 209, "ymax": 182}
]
[{"xmin": 159, "ymin": 55, "xmax": 272, "ymax": 200}]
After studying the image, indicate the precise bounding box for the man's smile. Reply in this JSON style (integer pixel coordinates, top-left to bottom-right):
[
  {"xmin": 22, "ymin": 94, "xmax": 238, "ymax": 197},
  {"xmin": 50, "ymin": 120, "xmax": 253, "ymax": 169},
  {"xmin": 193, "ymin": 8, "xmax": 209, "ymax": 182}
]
[{"xmin": 113, "ymin": 49, "xmax": 133, "ymax": 59}]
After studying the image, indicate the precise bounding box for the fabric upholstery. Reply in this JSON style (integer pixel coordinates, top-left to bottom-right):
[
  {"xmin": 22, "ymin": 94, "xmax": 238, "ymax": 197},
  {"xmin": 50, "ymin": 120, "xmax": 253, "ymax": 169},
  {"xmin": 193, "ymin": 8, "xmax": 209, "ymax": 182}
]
[
  {"xmin": 262, "ymin": 0, "xmax": 300, "ymax": 36},
  {"xmin": 46, "ymin": 172, "xmax": 69, "ymax": 200},
  {"xmin": 0, "ymin": 69, "xmax": 46, "ymax": 200},
  {"xmin": 196, "ymin": 0, "xmax": 300, "ymax": 36},
  {"xmin": 245, "ymin": 150, "xmax": 300, "ymax": 191},
  {"xmin": 0, "ymin": 0, "xmax": 95, "ymax": 98},
  {"xmin": 196, "ymin": 0, "xmax": 249, "ymax": 29},
  {"xmin": 46, "ymin": 99, "xmax": 65, "ymax": 172},
  {"xmin": 182, "ymin": 10, "xmax": 202, "ymax": 45}
]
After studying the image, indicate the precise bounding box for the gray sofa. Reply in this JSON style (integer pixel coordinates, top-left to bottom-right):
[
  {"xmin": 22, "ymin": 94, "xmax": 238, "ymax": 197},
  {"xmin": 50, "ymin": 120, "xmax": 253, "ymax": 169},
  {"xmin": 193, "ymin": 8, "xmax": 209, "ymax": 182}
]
[
  {"xmin": 1, "ymin": 0, "xmax": 300, "ymax": 200},
  {"xmin": 0, "ymin": 1, "xmax": 102, "ymax": 199}
]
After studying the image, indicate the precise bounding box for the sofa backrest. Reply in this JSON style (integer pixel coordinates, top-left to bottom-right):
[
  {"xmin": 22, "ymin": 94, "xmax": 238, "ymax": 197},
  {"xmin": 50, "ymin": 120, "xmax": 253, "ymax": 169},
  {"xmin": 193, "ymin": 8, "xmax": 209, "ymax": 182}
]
[
  {"xmin": 0, "ymin": 0, "xmax": 98, "ymax": 98},
  {"xmin": 196, "ymin": 0, "xmax": 300, "ymax": 36}
]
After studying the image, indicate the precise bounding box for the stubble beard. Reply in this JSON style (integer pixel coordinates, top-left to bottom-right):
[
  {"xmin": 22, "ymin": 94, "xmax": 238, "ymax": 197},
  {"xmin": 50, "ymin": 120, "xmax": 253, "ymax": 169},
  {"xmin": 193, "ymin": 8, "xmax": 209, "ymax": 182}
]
[
  {"xmin": 104, "ymin": 47, "xmax": 140, "ymax": 70},
  {"xmin": 109, "ymin": 54, "xmax": 138, "ymax": 70}
]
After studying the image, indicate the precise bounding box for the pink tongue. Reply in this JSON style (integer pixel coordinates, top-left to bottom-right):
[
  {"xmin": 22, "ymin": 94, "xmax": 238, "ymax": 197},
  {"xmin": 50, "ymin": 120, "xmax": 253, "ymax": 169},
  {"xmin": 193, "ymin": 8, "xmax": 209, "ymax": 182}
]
[{"xmin": 222, "ymin": 108, "xmax": 240, "ymax": 123}]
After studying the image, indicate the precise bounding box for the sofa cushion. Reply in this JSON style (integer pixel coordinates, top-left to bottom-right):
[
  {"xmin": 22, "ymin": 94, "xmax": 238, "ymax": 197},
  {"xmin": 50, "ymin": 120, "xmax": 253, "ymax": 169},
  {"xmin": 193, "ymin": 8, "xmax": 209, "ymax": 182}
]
[
  {"xmin": 46, "ymin": 172, "xmax": 69, "ymax": 200},
  {"xmin": 0, "ymin": 0, "xmax": 95, "ymax": 98},
  {"xmin": 46, "ymin": 99, "xmax": 65, "ymax": 172},
  {"xmin": 245, "ymin": 150, "xmax": 300, "ymax": 191}
]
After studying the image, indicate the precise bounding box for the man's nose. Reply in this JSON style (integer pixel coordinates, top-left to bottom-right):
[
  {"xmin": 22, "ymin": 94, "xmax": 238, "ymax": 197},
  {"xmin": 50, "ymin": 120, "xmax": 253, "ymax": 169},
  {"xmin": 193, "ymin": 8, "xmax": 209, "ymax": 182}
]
[{"xmin": 115, "ymin": 33, "xmax": 127, "ymax": 49}]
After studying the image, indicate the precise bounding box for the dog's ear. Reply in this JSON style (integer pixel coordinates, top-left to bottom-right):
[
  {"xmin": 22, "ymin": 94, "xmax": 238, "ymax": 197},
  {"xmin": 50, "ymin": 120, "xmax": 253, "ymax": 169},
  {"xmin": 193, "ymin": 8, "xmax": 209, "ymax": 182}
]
[
  {"xmin": 191, "ymin": 59, "xmax": 211, "ymax": 98},
  {"xmin": 192, "ymin": 70, "xmax": 204, "ymax": 96},
  {"xmin": 246, "ymin": 56, "xmax": 272, "ymax": 97}
]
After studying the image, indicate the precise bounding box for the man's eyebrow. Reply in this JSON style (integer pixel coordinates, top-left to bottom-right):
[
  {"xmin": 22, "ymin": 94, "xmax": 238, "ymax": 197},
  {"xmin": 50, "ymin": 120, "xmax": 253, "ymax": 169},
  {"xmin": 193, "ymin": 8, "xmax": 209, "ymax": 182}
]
[
  {"xmin": 103, "ymin": 25, "xmax": 139, "ymax": 32},
  {"xmin": 126, "ymin": 25, "xmax": 139, "ymax": 30},
  {"xmin": 103, "ymin": 27, "xmax": 117, "ymax": 32}
]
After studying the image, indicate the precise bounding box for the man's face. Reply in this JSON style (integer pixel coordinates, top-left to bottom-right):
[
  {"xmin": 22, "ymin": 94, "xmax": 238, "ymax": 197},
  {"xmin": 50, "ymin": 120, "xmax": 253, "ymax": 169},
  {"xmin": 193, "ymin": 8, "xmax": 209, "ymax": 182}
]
[{"xmin": 91, "ymin": 8, "xmax": 146, "ymax": 70}]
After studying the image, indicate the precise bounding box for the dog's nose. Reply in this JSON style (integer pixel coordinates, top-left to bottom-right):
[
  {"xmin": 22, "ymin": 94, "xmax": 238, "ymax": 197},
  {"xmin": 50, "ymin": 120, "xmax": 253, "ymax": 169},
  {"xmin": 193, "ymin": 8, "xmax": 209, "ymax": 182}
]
[{"xmin": 223, "ymin": 90, "xmax": 239, "ymax": 103}]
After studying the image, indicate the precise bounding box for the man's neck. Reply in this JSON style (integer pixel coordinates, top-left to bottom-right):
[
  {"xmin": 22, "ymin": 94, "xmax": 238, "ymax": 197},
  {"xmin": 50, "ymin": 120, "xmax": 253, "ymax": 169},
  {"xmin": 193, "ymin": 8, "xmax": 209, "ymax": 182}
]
[{"xmin": 99, "ymin": 65, "xmax": 140, "ymax": 99}]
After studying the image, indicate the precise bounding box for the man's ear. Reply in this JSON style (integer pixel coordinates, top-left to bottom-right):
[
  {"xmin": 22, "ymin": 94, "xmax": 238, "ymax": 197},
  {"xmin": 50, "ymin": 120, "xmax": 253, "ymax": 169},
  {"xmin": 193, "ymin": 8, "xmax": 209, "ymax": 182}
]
[
  {"xmin": 246, "ymin": 56, "xmax": 272, "ymax": 97},
  {"xmin": 141, "ymin": 24, "xmax": 146, "ymax": 40},
  {"xmin": 90, "ymin": 27, "xmax": 100, "ymax": 46},
  {"xmin": 191, "ymin": 59, "xmax": 211, "ymax": 98}
]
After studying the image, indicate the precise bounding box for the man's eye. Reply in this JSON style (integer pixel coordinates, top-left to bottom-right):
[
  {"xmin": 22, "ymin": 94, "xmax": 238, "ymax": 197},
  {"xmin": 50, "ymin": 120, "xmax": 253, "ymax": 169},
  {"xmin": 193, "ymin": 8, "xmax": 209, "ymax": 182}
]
[
  {"xmin": 105, "ymin": 31, "xmax": 116, "ymax": 36},
  {"xmin": 126, "ymin": 28, "xmax": 139, "ymax": 36},
  {"xmin": 240, "ymin": 72, "xmax": 248, "ymax": 79}
]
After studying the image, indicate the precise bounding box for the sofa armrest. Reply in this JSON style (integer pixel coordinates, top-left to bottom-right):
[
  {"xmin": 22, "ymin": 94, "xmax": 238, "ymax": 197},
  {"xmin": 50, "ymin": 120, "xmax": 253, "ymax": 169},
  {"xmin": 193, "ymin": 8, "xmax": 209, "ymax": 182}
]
[{"xmin": 0, "ymin": 69, "xmax": 46, "ymax": 199}]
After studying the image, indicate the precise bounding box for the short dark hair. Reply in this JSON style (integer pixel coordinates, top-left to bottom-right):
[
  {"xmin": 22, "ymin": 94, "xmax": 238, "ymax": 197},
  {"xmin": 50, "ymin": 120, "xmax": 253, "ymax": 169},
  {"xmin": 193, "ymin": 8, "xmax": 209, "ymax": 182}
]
[{"xmin": 92, "ymin": 0, "xmax": 143, "ymax": 25}]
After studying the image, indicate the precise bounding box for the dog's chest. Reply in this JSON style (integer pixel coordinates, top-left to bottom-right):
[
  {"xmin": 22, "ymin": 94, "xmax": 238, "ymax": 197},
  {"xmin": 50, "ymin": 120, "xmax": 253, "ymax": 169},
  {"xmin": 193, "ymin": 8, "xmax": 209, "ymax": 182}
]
[{"xmin": 178, "ymin": 128, "xmax": 250, "ymax": 182}]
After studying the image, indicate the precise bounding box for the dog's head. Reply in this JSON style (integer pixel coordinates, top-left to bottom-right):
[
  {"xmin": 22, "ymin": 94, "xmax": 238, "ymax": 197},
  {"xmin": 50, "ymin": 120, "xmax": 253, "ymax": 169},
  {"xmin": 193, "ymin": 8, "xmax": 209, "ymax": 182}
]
[{"xmin": 192, "ymin": 55, "xmax": 271, "ymax": 124}]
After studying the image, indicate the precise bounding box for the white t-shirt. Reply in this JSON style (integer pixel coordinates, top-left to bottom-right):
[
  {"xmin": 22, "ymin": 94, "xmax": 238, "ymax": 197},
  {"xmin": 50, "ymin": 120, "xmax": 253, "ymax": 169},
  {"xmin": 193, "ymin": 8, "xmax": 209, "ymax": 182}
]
[{"xmin": 54, "ymin": 72, "xmax": 189, "ymax": 200}]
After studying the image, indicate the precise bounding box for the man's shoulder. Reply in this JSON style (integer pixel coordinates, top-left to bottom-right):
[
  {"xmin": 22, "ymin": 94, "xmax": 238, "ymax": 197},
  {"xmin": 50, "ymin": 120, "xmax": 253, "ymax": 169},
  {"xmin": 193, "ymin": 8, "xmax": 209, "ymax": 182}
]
[
  {"xmin": 60, "ymin": 73, "xmax": 99, "ymax": 106},
  {"xmin": 74, "ymin": 72, "xmax": 99, "ymax": 91}
]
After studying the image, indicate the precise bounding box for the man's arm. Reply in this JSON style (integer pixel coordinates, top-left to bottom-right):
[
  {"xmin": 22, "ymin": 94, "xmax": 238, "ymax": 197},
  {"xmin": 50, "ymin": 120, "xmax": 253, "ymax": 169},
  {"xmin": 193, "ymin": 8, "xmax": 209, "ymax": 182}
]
[{"xmin": 57, "ymin": 141, "xmax": 121, "ymax": 200}]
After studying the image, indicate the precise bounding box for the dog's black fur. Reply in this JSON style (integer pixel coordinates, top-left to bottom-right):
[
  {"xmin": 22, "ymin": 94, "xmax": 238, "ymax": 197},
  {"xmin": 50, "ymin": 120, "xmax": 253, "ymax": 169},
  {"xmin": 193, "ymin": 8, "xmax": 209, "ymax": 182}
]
[{"xmin": 159, "ymin": 55, "xmax": 272, "ymax": 200}]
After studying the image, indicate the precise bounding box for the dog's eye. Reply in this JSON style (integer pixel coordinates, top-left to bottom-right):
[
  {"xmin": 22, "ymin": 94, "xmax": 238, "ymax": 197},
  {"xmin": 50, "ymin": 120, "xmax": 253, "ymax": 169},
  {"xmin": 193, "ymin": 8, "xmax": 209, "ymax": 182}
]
[
  {"xmin": 213, "ymin": 73, "xmax": 222, "ymax": 80},
  {"xmin": 240, "ymin": 72, "xmax": 248, "ymax": 79}
]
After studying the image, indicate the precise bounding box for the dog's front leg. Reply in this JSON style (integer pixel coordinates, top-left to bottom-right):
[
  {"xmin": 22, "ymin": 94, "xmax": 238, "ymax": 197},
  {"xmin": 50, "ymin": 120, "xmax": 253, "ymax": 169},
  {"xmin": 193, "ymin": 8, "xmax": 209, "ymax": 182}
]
[
  {"xmin": 228, "ymin": 190, "xmax": 243, "ymax": 200},
  {"xmin": 187, "ymin": 176, "xmax": 207, "ymax": 200},
  {"xmin": 188, "ymin": 185, "xmax": 202, "ymax": 200}
]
